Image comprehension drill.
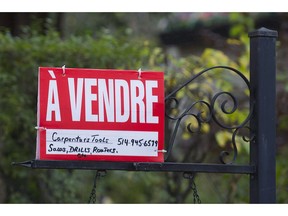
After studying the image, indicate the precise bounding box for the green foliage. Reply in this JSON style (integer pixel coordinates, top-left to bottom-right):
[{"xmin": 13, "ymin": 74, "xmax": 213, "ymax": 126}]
[
  {"xmin": 228, "ymin": 13, "xmax": 255, "ymax": 38},
  {"xmin": 276, "ymin": 146, "xmax": 288, "ymax": 203}
]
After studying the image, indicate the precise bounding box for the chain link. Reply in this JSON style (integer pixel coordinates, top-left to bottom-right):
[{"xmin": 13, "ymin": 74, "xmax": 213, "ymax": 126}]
[
  {"xmin": 183, "ymin": 172, "xmax": 201, "ymax": 204},
  {"xmin": 88, "ymin": 170, "xmax": 106, "ymax": 204}
]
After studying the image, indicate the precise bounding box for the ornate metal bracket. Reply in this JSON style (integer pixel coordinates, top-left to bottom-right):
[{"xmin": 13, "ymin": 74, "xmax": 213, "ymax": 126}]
[{"xmin": 164, "ymin": 66, "xmax": 255, "ymax": 164}]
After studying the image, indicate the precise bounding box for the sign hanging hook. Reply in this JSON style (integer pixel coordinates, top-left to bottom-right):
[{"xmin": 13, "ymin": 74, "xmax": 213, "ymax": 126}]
[
  {"xmin": 62, "ymin": 65, "xmax": 66, "ymax": 77},
  {"xmin": 34, "ymin": 126, "xmax": 46, "ymax": 131},
  {"xmin": 138, "ymin": 68, "xmax": 142, "ymax": 79}
]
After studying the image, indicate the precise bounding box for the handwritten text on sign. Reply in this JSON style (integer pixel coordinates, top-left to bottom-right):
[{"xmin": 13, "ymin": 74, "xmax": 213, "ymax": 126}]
[
  {"xmin": 36, "ymin": 67, "xmax": 165, "ymax": 162},
  {"xmin": 46, "ymin": 129, "xmax": 158, "ymax": 157}
]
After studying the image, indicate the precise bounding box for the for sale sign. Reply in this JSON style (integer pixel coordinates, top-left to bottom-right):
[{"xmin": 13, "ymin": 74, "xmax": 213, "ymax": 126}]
[{"xmin": 36, "ymin": 67, "xmax": 165, "ymax": 162}]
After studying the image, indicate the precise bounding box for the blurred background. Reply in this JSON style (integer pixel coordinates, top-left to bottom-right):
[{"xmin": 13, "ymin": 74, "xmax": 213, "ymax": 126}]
[{"xmin": 0, "ymin": 12, "xmax": 287, "ymax": 203}]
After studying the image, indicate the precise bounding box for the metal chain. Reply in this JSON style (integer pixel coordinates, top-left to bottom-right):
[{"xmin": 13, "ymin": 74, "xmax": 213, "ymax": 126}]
[
  {"xmin": 183, "ymin": 172, "xmax": 201, "ymax": 204},
  {"xmin": 190, "ymin": 178, "xmax": 201, "ymax": 204},
  {"xmin": 88, "ymin": 170, "xmax": 106, "ymax": 204}
]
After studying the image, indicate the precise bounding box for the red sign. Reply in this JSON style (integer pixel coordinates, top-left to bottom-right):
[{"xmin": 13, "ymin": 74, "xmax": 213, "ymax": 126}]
[{"xmin": 36, "ymin": 67, "xmax": 165, "ymax": 162}]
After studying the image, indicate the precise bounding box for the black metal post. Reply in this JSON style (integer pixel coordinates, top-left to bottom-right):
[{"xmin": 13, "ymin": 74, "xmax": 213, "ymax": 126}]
[{"xmin": 249, "ymin": 27, "xmax": 278, "ymax": 203}]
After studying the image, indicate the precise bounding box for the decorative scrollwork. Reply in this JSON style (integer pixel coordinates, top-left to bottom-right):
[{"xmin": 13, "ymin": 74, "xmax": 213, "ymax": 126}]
[
  {"xmin": 165, "ymin": 66, "xmax": 254, "ymax": 164},
  {"xmin": 164, "ymin": 100, "xmax": 212, "ymax": 160},
  {"xmin": 211, "ymin": 91, "xmax": 238, "ymax": 128},
  {"xmin": 220, "ymin": 126, "xmax": 255, "ymax": 164}
]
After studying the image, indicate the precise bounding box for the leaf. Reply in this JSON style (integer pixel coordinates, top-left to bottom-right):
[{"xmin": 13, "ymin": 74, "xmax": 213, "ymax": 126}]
[{"xmin": 215, "ymin": 131, "xmax": 231, "ymax": 148}]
